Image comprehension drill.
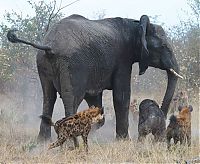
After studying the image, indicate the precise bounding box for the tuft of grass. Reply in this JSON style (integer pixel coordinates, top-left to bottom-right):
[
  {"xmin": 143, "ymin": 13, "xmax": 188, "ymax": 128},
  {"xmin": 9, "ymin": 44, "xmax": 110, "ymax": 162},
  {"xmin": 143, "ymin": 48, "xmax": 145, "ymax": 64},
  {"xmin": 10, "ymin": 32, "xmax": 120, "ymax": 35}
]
[{"xmin": 21, "ymin": 140, "xmax": 38, "ymax": 152}]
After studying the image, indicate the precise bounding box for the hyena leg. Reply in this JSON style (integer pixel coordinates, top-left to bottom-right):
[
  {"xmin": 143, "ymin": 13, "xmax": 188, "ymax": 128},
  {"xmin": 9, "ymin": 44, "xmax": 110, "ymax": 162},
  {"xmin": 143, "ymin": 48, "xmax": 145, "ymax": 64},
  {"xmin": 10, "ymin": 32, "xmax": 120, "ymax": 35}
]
[
  {"xmin": 154, "ymin": 132, "xmax": 161, "ymax": 142},
  {"xmin": 187, "ymin": 134, "xmax": 191, "ymax": 146},
  {"xmin": 174, "ymin": 136, "xmax": 179, "ymax": 145},
  {"xmin": 48, "ymin": 138, "xmax": 66, "ymax": 150},
  {"xmin": 180, "ymin": 134, "xmax": 187, "ymax": 145},
  {"xmin": 81, "ymin": 134, "xmax": 89, "ymax": 152},
  {"xmin": 167, "ymin": 136, "xmax": 172, "ymax": 149}
]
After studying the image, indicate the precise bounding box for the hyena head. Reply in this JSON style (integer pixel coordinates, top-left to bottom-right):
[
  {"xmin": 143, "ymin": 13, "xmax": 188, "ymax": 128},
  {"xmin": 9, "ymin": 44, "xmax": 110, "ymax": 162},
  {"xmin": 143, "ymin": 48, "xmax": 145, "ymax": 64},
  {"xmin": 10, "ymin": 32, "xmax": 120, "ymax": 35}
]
[
  {"xmin": 177, "ymin": 105, "xmax": 193, "ymax": 124},
  {"xmin": 178, "ymin": 105, "xmax": 193, "ymax": 114},
  {"xmin": 88, "ymin": 106, "xmax": 105, "ymax": 124}
]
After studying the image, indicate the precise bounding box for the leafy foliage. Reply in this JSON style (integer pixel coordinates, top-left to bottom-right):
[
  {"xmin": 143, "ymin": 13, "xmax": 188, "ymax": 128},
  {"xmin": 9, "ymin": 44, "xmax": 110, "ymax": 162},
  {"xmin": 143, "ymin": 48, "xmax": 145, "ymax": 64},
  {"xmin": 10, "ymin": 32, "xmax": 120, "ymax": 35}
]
[
  {"xmin": 168, "ymin": 0, "xmax": 199, "ymax": 100},
  {"xmin": 0, "ymin": 0, "xmax": 64, "ymax": 93}
]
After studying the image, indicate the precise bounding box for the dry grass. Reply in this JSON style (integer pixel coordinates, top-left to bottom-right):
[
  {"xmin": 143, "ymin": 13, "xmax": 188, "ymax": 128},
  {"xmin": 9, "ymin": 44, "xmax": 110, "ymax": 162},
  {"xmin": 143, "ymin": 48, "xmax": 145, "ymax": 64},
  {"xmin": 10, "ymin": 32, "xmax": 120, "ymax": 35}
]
[
  {"xmin": 0, "ymin": 95, "xmax": 199, "ymax": 163},
  {"xmin": 0, "ymin": 127, "xmax": 199, "ymax": 163},
  {"xmin": 0, "ymin": 119, "xmax": 199, "ymax": 163}
]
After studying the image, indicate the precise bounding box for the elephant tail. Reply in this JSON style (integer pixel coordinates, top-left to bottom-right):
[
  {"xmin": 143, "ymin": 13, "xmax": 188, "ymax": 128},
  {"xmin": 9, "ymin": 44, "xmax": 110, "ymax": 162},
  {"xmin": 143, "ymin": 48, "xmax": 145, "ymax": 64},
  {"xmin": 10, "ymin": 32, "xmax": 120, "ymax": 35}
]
[
  {"xmin": 39, "ymin": 115, "xmax": 55, "ymax": 126},
  {"xmin": 7, "ymin": 29, "xmax": 54, "ymax": 55}
]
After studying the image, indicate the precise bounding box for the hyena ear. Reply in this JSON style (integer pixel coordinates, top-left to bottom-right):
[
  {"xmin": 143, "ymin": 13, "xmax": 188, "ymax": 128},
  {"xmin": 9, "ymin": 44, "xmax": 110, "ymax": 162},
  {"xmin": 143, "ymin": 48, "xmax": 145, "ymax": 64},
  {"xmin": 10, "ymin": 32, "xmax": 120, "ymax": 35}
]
[
  {"xmin": 188, "ymin": 105, "xmax": 193, "ymax": 112},
  {"xmin": 178, "ymin": 105, "xmax": 183, "ymax": 112},
  {"xmin": 100, "ymin": 107, "xmax": 104, "ymax": 114},
  {"xmin": 90, "ymin": 105, "xmax": 95, "ymax": 109}
]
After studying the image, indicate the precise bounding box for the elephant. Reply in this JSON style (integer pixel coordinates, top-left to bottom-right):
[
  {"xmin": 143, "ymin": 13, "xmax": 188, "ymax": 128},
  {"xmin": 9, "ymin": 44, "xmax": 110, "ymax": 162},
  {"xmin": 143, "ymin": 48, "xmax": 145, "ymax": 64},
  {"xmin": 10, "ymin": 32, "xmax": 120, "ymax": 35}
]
[
  {"xmin": 138, "ymin": 99, "xmax": 166, "ymax": 142},
  {"xmin": 7, "ymin": 14, "xmax": 183, "ymax": 142}
]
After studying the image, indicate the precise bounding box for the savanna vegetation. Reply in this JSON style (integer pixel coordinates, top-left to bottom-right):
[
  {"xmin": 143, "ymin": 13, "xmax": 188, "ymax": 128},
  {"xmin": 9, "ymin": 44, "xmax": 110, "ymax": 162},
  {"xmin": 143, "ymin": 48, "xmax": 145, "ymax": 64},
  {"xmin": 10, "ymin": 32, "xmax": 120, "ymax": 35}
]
[{"xmin": 0, "ymin": 0, "xmax": 199, "ymax": 163}]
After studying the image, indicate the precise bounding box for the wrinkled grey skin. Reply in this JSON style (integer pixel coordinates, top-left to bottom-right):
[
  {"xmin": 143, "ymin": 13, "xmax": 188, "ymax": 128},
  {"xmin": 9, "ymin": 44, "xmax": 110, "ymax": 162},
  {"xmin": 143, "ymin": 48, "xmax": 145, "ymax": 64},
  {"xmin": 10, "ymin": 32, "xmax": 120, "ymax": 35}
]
[
  {"xmin": 138, "ymin": 99, "xmax": 166, "ymax": 142},
  {"xmin": 7, "ymin": 14, "xmax": 180, "ymax": 142}
]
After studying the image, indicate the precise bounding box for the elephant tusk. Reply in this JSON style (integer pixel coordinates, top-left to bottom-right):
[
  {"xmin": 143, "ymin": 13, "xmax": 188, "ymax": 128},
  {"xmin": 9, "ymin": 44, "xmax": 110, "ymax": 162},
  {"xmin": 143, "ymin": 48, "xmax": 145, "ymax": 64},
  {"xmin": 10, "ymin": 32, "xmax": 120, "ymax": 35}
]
[{"xmin": 169, "ymin": 69, "xmax": 183, "ymax": 79}]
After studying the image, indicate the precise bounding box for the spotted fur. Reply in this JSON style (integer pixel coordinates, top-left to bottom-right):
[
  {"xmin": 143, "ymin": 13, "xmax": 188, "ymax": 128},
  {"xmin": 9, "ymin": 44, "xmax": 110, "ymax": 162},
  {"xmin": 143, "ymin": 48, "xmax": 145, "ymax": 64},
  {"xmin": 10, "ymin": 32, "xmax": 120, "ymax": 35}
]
[
  {"xmin": 166, "ymin": 105, "xmax": 193, "ymax": 148},
  {"xmin": 41, "ymin": 106, "xmax": 104, "ymax": 152}
]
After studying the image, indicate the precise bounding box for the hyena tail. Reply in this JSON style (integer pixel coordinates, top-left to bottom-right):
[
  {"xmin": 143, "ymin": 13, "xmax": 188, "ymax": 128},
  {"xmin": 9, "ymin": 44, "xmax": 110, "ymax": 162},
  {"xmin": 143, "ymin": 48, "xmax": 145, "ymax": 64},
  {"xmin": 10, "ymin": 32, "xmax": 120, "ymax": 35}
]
[{"xmin": 39, "ymin": 115, "xmax": 55, "ymax": 126}]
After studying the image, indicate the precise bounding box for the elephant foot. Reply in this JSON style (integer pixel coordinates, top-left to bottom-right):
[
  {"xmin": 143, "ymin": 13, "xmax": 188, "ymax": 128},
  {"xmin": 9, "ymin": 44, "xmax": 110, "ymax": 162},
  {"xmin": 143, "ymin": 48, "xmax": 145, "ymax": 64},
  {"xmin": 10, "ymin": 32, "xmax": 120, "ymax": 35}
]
[
  {"xmin": 116, "ymin": 133, "xmax": 130, "ymax": 141},
  {"xmin": 37, "ymin": 122, "xmax": 52, "ymax": 143},
  {"xmin": 37, "ymin": 132, "xmax": 51, "ymax": 144}
]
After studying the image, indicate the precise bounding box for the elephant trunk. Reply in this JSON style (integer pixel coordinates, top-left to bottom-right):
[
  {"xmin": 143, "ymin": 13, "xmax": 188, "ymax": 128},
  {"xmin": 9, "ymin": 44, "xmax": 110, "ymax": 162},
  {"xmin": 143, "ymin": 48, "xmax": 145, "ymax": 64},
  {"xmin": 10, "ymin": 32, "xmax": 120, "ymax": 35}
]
[
  {"xmin": 161, "ymin": 70, "xmax": 178, "ymax": 118},
  {"xmin": 159, "ymin": 47, "xmax": 183, "ymax": 117}
]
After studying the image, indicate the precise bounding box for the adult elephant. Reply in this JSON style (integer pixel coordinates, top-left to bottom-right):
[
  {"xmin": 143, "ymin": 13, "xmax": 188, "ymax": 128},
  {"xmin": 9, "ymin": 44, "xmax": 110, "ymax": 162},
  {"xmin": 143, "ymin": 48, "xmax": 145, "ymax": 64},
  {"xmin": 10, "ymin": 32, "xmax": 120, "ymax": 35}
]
[{"xmin": 7, "ymin": 14, "xmax": 182, "ymax": 141}]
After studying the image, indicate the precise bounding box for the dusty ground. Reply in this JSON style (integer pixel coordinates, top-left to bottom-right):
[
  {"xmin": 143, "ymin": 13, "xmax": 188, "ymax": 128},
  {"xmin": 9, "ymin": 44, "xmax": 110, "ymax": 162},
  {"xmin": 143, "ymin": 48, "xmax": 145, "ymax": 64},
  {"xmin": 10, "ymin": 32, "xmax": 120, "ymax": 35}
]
[{"xmin": 0, "ymin": 93, "xmax": 199, "ymax": 163}]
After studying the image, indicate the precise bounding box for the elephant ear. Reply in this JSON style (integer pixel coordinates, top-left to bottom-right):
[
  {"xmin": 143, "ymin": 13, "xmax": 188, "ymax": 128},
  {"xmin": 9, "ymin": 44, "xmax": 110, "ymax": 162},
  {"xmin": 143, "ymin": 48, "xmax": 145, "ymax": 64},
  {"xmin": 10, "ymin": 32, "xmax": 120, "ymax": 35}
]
[{"xmin": 138, "ymin": 15, "xmax": 150, "ymax": 75}]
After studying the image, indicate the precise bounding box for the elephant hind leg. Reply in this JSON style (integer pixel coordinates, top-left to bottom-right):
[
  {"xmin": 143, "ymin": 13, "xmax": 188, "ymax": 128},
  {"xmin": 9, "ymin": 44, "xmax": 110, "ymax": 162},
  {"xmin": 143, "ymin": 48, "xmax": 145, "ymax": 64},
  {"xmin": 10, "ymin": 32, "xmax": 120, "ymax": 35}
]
[
  {"xmin": 84, "ymin": 92, "xmax": 103, "ymax": 108},
  {"xmin": 61, "ymin": 91, "xmax": 84, "ymax": 149},
  {"xmin": 37, "ymin": 73, "xmax": 57, "ymax": 142},
  {"xmin": 59, "ymin": 69, "xmax": 87, "ymax": 149}
]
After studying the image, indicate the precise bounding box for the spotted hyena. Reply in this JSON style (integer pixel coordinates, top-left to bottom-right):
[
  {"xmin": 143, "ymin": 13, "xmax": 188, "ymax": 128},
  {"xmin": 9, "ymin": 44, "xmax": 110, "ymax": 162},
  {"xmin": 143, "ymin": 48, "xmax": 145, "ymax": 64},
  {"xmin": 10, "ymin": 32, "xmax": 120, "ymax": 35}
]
[
  {"xmin": 138, "ymin": 99, "xmax": 166, "ymax": 142},
  {"xmin": 166, "ymin": 105, "xmax": 193, "ymax": 149},
  {"xmin": 41, "ymin": 106, "xmax": 105, "ymax": 152}
]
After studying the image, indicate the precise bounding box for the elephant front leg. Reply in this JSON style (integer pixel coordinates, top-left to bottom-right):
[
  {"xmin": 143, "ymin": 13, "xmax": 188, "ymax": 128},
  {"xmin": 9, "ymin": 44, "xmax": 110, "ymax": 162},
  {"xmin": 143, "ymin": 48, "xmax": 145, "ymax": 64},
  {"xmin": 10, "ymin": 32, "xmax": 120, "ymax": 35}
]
[
  {"xmin": 113, "ymin": 73, "xmax": 131, "ymax": 139},
  {"xmin": 113, "ymin": 91, "xmax": 130, "ymax": 139}
]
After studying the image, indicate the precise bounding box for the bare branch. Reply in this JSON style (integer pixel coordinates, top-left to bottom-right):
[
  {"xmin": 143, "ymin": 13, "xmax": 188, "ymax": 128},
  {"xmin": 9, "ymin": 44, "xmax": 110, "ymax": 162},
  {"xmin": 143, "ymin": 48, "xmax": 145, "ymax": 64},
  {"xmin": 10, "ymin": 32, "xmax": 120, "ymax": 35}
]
[
  {"xmin": 57, "ymin": 0, "xmax": 80, "ymax": 12},
  {"xmin": 57, "ymin": 0, "xmax": 63, "ymax": 11},
  {"xmin": 46, "ymin": 0, "xmax": 57, "ymax": 32},
  {"xmin": 46, "ymin": 0, "xmax": 81, "ymax": 32}
]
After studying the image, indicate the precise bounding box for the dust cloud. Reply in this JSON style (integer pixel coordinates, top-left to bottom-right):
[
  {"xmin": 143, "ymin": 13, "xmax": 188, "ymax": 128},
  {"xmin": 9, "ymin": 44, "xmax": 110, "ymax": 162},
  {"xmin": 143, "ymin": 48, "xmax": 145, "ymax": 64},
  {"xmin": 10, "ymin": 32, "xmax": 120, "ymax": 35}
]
[{"xmin": 0, "ymin": 67, "xmax": 199, "ymax": 145}]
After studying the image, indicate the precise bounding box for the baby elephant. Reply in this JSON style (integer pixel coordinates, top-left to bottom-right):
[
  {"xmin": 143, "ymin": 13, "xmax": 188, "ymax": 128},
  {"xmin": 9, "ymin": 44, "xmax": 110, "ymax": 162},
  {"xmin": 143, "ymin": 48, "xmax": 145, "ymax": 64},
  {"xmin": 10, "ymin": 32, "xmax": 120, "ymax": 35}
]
[
  {"xmin": 138, "ymin": 99, "xmax": 166, "ymax": 142},
  {"xmin": 166, "ymin": 105, "xmax": 193, "ymax": 149},
  {"xmin": 41, "ymin": 106, "xmax": 105, "ymax": 152}
]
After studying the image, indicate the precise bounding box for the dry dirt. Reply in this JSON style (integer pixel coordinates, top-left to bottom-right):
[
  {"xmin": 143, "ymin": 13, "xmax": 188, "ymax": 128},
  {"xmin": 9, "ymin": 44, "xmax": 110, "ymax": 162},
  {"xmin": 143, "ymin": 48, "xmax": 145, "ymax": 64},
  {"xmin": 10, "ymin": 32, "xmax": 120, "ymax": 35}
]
[{"xmin": 0, "ymin": 92, "xmax": 199, "ymax": 163}]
